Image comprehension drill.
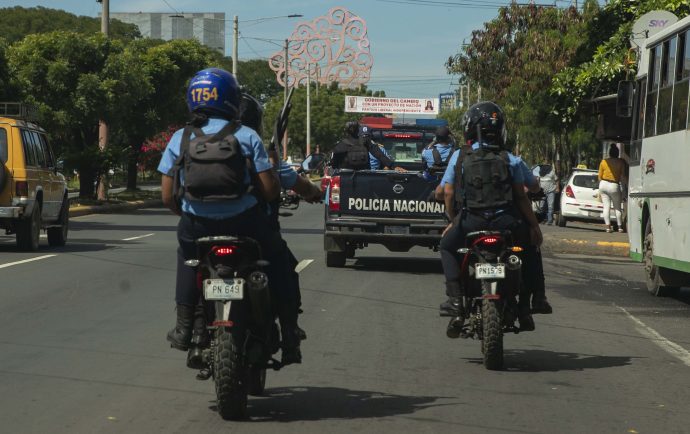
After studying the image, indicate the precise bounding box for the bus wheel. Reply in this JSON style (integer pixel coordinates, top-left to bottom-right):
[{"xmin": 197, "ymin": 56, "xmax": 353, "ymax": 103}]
[{"xmin": 644, "ymin": 220, "xmax": 678, "ymax": 297}]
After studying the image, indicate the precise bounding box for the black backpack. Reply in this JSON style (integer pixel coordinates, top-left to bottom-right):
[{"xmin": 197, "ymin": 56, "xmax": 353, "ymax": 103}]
[
  {"xmin": 454, "ymin": 146, "xmax": 513, "ymax": 210},
  {"xmin": 173, "ymin": 121, "xmax": 249, "ymax": 202},
  {"xmin": 341, "ymin": 137, "xmax": 370, "ymax": 170}
]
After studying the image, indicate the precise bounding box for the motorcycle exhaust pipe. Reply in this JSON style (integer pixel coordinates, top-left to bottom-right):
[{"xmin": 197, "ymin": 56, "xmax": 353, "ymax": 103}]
[
  {"xmin": 507, "ymin": 255, "xmax": 522, "ymax": 270},
  {"xmin": 246, "ymin": 271, "xmax": 271, "ymax": 328}
]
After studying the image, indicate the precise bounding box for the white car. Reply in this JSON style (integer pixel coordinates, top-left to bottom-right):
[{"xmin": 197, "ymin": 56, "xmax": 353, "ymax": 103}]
[{"xmin": 558, "ymin": 169, "xmax": 626, "ymax": 228}]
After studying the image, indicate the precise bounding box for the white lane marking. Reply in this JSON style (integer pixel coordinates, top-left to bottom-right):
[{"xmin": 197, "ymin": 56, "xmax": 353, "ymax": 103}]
[
  {"xmin": 295, "ymin": 259, "xmax": 314, "ymax": 274},
  {"xmin": 0, "ymin": 255, "xmax": 57, "ymax": 269},
  {"xmin": 617, "ymin": 305, "xmax": 690, "ymax": 367},
  {"xmin": 122, "ymin": 233, "xmax": 155, "ymax": 241}
]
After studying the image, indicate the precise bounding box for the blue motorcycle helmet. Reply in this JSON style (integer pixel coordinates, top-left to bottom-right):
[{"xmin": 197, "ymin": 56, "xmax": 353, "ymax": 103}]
[{"xmin": 186, "ymin": 68, "xmax": 240, "ymax": 119}]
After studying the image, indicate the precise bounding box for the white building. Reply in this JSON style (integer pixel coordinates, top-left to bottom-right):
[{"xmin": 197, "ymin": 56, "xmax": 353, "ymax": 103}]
[{"xmin": 111, "ymin": 12, "xmax": 225, "ymax": 54}]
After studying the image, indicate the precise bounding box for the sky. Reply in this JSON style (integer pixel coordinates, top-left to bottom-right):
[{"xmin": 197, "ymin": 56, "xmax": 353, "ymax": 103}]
[{"xmin": 0, "ymin": 0, "xmax": 585, "ymax": 98}]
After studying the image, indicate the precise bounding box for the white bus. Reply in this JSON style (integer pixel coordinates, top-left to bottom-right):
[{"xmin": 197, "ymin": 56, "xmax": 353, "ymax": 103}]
[{"xmin": 623, "ymin": 14, "xmax": 690, "ymax": 295}]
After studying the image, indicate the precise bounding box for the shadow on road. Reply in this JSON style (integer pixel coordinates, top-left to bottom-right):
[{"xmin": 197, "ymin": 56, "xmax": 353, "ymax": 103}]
[
  {"xmin": 70, "ymin": 221, "xmax": 177, "ymax": 232},
  {"xmin": 281, "ymin": 228, "xmax": 323, "ymax": 235},
  {"xmin": 216, "ymin": 386, "xmax": 450, "ymax": 422},
  {"xmin": 464, "ymin": 349, "xmax": 635, "ymax": 372},
  {"xmin": 349, "ymin": 257, "xmax": 443, "ymax": 275}
]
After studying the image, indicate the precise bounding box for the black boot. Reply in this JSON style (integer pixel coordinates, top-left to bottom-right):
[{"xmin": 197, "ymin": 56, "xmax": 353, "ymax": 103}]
[
  {"xmin": 518, "ymin": 304, "xmax": 535, "ymax": 332},
  {"xmin": 439, "ymin": 297, "xmax": 461, "ymax": 317},
  {"xmin": 167, "ymin": 304, "xmax": 195, "ymax": 351},
  {"xmin": 187, "ymin": 304, "xmax": 209, "ymax": 369},
  {"xmin": 278, "ymin": 303, "xmax": 302, "ymax": 365},
  {"xmin": 531, "ymin": 295, "xmax": 553, "ymax": 314}
]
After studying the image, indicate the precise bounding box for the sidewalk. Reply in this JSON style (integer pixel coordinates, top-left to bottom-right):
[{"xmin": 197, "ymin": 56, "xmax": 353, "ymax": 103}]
[
  {"xmin": 68, "ymin": 199, "xmax": 162, "ymax": 218},
  {"xmin": 540, "ymin": 220, "xmax": 630, "ymax": 257},
  {"xmin": 68, "ymin": 185, "xmax": 162, "ymax": 218}
]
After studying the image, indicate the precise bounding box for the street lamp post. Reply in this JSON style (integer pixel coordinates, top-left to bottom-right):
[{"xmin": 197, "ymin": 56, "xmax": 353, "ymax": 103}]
[{"xmin": 231, "ymin": 14, "xmax": 302, "ymax": 80}]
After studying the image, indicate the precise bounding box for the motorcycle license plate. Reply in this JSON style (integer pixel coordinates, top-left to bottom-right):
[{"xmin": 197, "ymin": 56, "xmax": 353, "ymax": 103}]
[
  {"xmin": 475, "ymin": 263, "xmax": 505, "ymax": 280},
  {"xmin": 203, "ymin": 278, "xmax": 245, "ymax": 301}
]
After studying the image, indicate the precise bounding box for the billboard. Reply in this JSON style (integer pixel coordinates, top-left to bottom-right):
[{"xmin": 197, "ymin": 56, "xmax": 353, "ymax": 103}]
[
  {"xmin": 439, "ymin": 92, "xmax": 458, "ymax": 112},
  {"xmin": 345, "ymin": 96, "xmax": 439, "ymax": 115}
]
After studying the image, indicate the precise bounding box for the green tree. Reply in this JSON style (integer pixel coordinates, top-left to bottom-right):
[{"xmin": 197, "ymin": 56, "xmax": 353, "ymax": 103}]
[
  {"xmin": 552, "ymin": 0, "xmax": 690, "ymax": 126},
  {"xmin": 262, "ymin": 83, "xmax": 385, "ymax": 158},
  {"xmin": 8, "ymin": 31, "xmax": 119, "ymax": 197},
  {"xmin": 0, "ymin": 38, "xmax": 17, "ymax": 101},
  {"xmin": 237, "ymin": 59, "xmax": 284, "ymax": 103},
  {"xmin": 113, "ymin": 39, "xmax": 221, "ymax": 190},
  {"xmin": 447, "ymin": 3, "xmax": 591, "ymax": 170},
  {"xmin": 0, "ymin": 6, "xmax": 140, "ymax": 44}
]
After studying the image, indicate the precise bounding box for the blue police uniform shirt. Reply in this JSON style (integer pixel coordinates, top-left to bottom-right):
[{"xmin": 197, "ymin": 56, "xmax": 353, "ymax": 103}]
[
  {"xmin": 421, "ymin": 143, "xmax": 454, "ymax": 168},
  {"xmin": 516, "ymin": 157, "xmax": 537, "ymax": 189},
  {"xmin": 439, "ymin": 142, "xmax": 525, "ymax": 187},
  {"xmin": 157, "ymin": 117, "xmax": 272, "ymax": 219},
  {"xmin": 369, "ymin": 144, "xmax": 393, "ymax": 170},
  {"xmin": 278, "ymin": 160, "xmax": 298, "ymax": 189}
]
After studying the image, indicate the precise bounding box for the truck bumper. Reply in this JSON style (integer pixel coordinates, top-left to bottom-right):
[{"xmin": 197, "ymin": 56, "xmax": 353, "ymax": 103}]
[
  {"xmin": 0, "ymin": 207, "xmax": 22, "ymax": 218},
  {"xmin": 325, "ymin": 218, "xmax": 445, "ymax": 251}
]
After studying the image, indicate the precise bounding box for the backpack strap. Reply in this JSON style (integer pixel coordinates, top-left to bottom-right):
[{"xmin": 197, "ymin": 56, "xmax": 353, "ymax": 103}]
[
  {"xmin": 432, "ymin": 147, "xmax": 442, "ymax": 166},
  {"xmin": 172, "ymin": 126, "xmax": 195, "ymax": 206},
  {"xmin": 207, "ymin": 119, "xmax": 241, "ymax": 141}
]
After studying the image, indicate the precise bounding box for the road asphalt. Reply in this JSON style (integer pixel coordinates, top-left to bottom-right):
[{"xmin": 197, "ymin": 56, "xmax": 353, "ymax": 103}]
[
  {"xmin": 68, "ymin": 198, "xmax": 634, "ymax": 258},
  {"xmin": 0, "ymin": 203, "xmax": 689, "ymax": 433}
]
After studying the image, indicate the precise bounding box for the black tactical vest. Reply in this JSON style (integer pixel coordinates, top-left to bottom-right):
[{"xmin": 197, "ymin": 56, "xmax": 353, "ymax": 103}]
[
  {"xmin": 341, "ymin": 137, "xmax": 370, "ymax": 170},
  {"xmin": 454, "ymin": 147, "xmax": 513, "ymax": 210}
]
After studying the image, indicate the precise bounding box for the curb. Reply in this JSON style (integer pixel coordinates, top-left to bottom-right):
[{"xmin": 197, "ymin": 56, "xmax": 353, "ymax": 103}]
[
  {"xmin": 69, "ymin": 199, "xmax": 163, "ymax": 218},
  {"xmin": 542, "ymin": 237, "xmax": 630, "ymax": 257}
]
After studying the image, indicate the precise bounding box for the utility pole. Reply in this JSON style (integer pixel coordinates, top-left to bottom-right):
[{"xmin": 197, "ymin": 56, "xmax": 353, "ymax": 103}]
[
  {"xmin": 283, "ymin": 39, "xmax": 289, "ymax": 160},
  {"xmin": 232, "ymin": 15, "xmax": 238, "ymax": 76},
  {"xmin": 477, "ymin": 85, "xmax": 482, "ymax": 103},
  {"xmin": 306, "ymin": 63, "xmax": 311, "ymax": 157},
  {"xmin": 98, "ymin": 0, "xmax": 109, "ymax": 200}
]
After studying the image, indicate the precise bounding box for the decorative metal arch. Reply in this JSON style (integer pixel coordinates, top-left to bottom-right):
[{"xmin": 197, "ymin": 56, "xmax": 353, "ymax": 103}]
[{"xmin": 268, "ymin": 7, "xmax": 373, "ymax": 89}]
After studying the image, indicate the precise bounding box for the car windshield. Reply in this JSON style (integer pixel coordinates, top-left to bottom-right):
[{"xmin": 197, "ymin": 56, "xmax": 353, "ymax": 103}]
[
  {"xmin": 380, "ymin": 139, "xmax": 426, "ymax": 162},
  {"xmin": 572, "ymin": 174, "xmax": 598, "ymax": 189}
]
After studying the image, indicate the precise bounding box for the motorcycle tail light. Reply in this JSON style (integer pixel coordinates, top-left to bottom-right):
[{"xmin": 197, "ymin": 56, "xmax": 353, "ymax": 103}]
[
  {"xmin": 565, "ymin": 185, "xmax": 575, "ymax": 198},
  {"xmin": 212, "ymin": 246, "xmax": 236, "ymax": 256},
  {"xmin": 328, "ymin": 176, "xmax": 341, "ymax": 211},
  {"xmin": 479, "ymin": 236, "xmax": 500, "ymax": 246}
]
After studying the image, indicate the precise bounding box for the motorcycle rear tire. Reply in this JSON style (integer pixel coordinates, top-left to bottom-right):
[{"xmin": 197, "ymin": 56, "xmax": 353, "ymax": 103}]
[
  {"xmin": 214, "ymin": 328, "xmax": 248, "ymax": 420},
  {"xmin": 481, "ymin": 297, "xmax": 504, "ymax": 371}
]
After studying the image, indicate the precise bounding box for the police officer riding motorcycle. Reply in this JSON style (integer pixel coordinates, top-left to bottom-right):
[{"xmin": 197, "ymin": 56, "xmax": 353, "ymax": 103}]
[{"xmin": 438, "ymin": 101, "xmax": 543, "ymax": 334}]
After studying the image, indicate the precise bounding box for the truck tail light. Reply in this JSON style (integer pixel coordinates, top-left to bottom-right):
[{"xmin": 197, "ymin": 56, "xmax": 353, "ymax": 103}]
[
  {"xmin": 328, "ymin": 176, "xmax": 341, "ymax": 211},
  {"xmin": 15, "ymin": 181, "xmax": 28, "ymax": 197},
  {"xmin": 565, "ymin": 185, "xmax": 574, "ymax": 198}
]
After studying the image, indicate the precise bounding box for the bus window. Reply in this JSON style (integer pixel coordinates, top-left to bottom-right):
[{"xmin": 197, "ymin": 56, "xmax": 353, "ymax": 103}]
[
  {"xmin": 683, "ymin": 30, "xmax": 690, "ymax": 80},
  {"xmin": 645, "ymin": 45, "xmax": 662, "ymax": 137},
  {"xmin": 657, "ymin": 39, "xmax": 674, "ymax": 135},
  {"xmin": 630, "ymin": 78, "xmax": 646, "ymax": 166},
  {"xmin": 672, "ymin": 33, "xmax": 689, "ymax": 132}
]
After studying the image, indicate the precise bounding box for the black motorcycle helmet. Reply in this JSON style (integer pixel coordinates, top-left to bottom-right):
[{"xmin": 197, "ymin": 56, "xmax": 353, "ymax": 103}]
[
  {"xmin": 462, "ymin": 101, "xmax": 507, "ymax": 148},
  {"xmin": 239, "ymin": 93, "xmax": 264, "ymax": 133},
  {"xmin": 344, "ymin": 121, "xmax": 359, "ymax": 138}
]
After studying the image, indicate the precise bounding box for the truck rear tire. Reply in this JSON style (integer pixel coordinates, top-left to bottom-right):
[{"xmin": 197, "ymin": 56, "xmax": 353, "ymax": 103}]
[{"xmin": 326, "ymin": 251, "xmax": 346, "ymax": 268}]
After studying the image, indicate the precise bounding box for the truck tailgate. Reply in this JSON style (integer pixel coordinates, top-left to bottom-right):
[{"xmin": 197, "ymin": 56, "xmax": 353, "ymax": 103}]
[{"xmin": 337, "ymin": 170, "xmax": 445, "ymax": 219}]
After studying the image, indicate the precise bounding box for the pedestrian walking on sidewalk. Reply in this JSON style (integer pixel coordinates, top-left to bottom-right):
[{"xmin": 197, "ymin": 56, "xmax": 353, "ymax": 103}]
[
  {"xmin": 597, "ymin": 144, "xmax": 626, "ymax": 233},
  {"xmin": 538, "ymin": 164, "xmax": 558, "ymax": 225}
]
